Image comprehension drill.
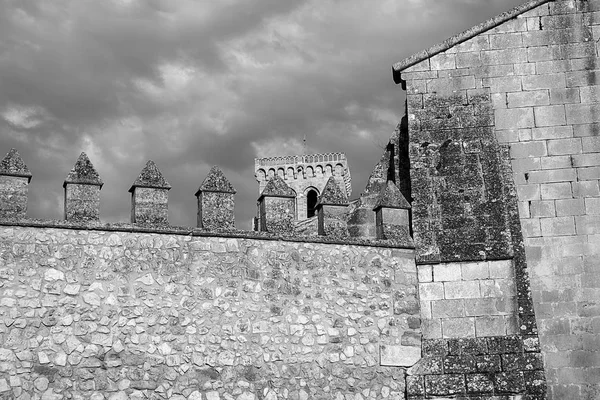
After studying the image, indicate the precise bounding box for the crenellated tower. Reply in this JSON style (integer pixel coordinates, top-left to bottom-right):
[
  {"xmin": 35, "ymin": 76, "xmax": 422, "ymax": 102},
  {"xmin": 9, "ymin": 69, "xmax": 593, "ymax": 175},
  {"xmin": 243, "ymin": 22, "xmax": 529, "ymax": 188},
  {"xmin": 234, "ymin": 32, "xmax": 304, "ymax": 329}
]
[{"xmin": 254, "ymin": 152, "xmax": 352, "ymax": 221}]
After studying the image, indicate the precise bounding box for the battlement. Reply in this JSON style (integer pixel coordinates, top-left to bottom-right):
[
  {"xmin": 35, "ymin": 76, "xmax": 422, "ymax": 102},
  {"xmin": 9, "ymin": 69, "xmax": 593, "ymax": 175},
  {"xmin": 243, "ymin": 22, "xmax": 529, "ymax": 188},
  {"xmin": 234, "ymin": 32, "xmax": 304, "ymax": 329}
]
[
  {"xmin": 255, "ymin": 152, "xmax": 352, "ymax": 220},
  {"xmin": 0, "ymin": 148, "xmax": 412, "ymax": 248}
]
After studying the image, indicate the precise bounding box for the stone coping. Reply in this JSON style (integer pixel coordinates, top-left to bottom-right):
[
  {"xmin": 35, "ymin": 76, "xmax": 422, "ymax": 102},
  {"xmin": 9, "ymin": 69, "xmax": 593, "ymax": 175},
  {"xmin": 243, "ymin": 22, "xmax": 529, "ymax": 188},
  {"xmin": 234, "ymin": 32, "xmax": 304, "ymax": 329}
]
[
  {"xmin": 391, "ymin": 0, "xmax": 551, "ymax": 83},
  {"xmin": 0, "ymin": 218, "xmax": 416, "ymax": 250}
]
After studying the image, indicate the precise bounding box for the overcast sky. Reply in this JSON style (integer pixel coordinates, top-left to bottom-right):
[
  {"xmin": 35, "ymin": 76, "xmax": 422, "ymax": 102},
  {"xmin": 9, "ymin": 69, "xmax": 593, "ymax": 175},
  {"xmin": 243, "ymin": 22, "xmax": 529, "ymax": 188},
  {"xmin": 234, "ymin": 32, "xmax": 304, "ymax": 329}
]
[{"xmin": 0, "ymin": 0, "xmax": 525, "ymax": 228}]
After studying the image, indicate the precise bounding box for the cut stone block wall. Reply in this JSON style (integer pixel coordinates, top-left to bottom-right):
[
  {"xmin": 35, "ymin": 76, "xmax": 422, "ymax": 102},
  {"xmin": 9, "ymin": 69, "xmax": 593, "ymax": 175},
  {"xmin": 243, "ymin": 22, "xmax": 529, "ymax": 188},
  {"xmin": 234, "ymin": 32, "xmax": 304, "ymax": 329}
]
[
  {"xmin": 0, "ymin": 224, "xmax": 417, "ymax": 399},
  {"xmin": 418, "ymin": 260, "xmax": 518, "ymax": 340},
  {"xmin": 398, "ymin": 0, "xmax": 600, "ymax": 398}
]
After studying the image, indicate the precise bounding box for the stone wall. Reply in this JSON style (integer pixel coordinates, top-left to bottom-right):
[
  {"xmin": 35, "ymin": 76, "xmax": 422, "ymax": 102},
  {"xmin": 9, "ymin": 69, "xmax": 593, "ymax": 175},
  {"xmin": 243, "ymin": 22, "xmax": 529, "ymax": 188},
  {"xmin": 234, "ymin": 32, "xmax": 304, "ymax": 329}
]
[
  {"xmin": 395, "ymin": 0, "xmax": 600, "ymax": 398},
  {"xmin": 0, "ymin": 224, "xmax": 418, "ymax": 400}
]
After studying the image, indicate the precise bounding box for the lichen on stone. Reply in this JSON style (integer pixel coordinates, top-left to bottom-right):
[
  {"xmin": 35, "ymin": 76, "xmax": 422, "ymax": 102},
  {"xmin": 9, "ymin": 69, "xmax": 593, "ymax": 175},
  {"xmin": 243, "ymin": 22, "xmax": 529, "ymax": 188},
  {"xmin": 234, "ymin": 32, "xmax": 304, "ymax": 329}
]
[
  {"xmin": 196, "ymin": 166, "xmax": 236, "ymax": 195},
  {"xmin": 129, "ymin": 160, "xmax": 171, "ymax": 192},
  {"xmin": 259, "ymin": 176, "xmax": 295, "ymax": 198},
  {"xmin": 374, "ymin": 180, "xmax": 411, "ymax": 210},
  {"xmin": 318, "ymin": 177, "xmax": 348, "ymax": 206},
  {"xmin": 63, "ymin": 152, "xmax": 103, "ymax": 188},
  {"xmin": 0, "ymin": 148, "xmax": 32, "ymax": 181}
]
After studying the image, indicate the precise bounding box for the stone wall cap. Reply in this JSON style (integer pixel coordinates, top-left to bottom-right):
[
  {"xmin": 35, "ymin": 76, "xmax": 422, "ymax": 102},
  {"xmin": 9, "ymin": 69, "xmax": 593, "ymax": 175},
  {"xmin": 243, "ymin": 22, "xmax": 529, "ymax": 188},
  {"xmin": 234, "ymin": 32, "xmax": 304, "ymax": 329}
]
[
  {"xmin": 63, "ymin": 152, "xmax": 104, "ymax": 188},
  {"xmin": 258, "ymin": 175, "xmax": 296, "ymax": 199},
  {"xmin": 129, "ymin": 160, "xmax": 172, "ymax": 192},
  {"xmin": 0, "ymin": 148, "xmax": 32, "ymax": 182},
  {"xmin": 317, "ymin": 176, "xmax": 349, "ymax": 206},
  {"xmin": 391, "ymin": 0, "xmax": 551, "ymax": 83},
  {"xmin": 195, "ymin": 165, "xmax": 236, "ymax": 196},
  {"xmin": 374, "ymin": 180, "xmax": 411, "ymax": 210}
]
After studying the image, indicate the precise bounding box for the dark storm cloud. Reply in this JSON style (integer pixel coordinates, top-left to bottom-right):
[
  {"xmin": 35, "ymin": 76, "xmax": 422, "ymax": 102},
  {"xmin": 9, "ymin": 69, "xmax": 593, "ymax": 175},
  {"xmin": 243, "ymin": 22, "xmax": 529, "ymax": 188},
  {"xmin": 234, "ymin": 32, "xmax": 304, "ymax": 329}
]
[{"xmin": 0, "ymin": 0, "xmax": 526, "ymax": 227}]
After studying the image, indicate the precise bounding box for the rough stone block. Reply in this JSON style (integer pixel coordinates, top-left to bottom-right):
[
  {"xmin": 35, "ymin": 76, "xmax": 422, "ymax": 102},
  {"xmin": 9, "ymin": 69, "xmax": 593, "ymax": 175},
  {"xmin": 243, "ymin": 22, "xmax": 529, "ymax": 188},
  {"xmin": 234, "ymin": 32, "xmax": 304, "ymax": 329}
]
[
  {"xmin": 522, "ymin": 73, "xmax": 567, "ymax": 90},
  {"xmin": 318, "ymin": 205, "xmax": 349, "ymax": 238},
  {"xmin": 442, "ymin": 318, "xmax": 476, "ymax": 338},
  {"xmin": 466, "ymin": 373, "xmax": 495, "ymax": 393},
  {"xmin": 422, "ymin": 319, "xmax": 443, "ymax": 339},
  {"xmin": 474, "ymin": 316, "xmax": 507, "ymax": 337},
  {"xmin": 566, "ymin": 103, "xmax": 600, "ymax": 125},
  {"xmin": 433, "ymin": 263, "xmax": 462, "ymax": 282},
  {"xmin": 424, "ymin": 374, "xmax": 466, "ymax": 396},
  {"xmin": 430, "ymin": 53, "xmax": 456, "ymax": 70},
  {"xmin": 417, "ymin": 265, "xmax": 433, "ymax": 282},
  {"xmin": 510, "ymin": 141, "xmax": 547, "ymax": 158},
  {"xmin": 572, "ymin": 180, "xmax": 600, "ymax": 197},
  {"xmin": 488, "ymin": 259, "xmax": 514, "ymax": 279},
  {"xmin": 530, "ymin": 200, "xmax": 556, "ymax": 217},
  {"xmin": 550, "ymin": 87, "xmax": 581, "ymax": 104},
  {"xmin": 496, "ymin": 108, "xmax": 535, "ymax": 130},
  {"xmin": 380, "ymin": 344, "xmax": 421, "ymax": 367},
  {"xmin": 481, "ymin": 48, "xmax": 527, "ymax": 65},
  {"xmin": 555, "ymin": 198, "xmax": 585, "ymax": 216},
  {"xmin": 541, "ymin": 182, "xmax": 573, "ymax": 199},
  {"xmin": 534, "ymin": 105, "xmax": 567, "ymax": 127},
  {"xmin": 548, "ymin": 138, "xmax": 582, "ymax": 155},
  {"xmin": 260, "ymin": 197, "xmax": 295, "ymax": 234},
  {"xmin": 0, "ymin": 176, "xmax": 29, "ymax": 220},
  {"xmin": 432, "ymin": 299, "xmax": 465, "ymax": 318},
  {"xmin": 64, "ymin": 184, "xmax": 101, "ymax": 222},
  {"xmin": 444, "ymin": 281, "xmax": 481, "ymax": 299},
  {"xmin": 419, "ymin": 282, "xmax": 445, "ymax": 301},
  {"xmin": 507, "ymin": 89, "xmax": 549, "ymax": 108},
  {"xmin": 541, "ymin": 155, "xmax": 574, "ymax": 170},
  {"xmin": 461, "ymin": 261, "xmax": 489, "ymax": 280},
  {"xmin": 487, "ymin": 76, "xmax": 522, "ymax": 93},
  {"xmin": 489, "ymin": 32, "xmax": 523, "ymax": 49}
]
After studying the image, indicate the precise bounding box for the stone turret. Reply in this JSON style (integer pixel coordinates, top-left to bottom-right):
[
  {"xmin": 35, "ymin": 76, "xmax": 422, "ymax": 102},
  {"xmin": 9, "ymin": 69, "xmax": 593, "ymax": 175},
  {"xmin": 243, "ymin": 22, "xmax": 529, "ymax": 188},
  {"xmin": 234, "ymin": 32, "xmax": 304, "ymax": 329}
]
[
  {"xmin": 63, "ymin": 152, "xmax": 103, "ymax": 222},
  {"xmin": 129, "ymin": 160, "xmax": 171, "ymax": 226},
  {"xmin": 373, "ymin": 180, "xmax": 411, "ymax": 243},
  {"xmin": 195, "ymin": 166, "xmax": 236, "ymax": 229},
  {"xmin": 258, "ymin": 176, "xmax": 296, "ymax": 233},
  {"xmin": 317, "ymin": 176, "xmax": 349, "ymax": 237},
  {"xmin": 0, "ymin": 149, "xmax": 32, "ymax": 220}
]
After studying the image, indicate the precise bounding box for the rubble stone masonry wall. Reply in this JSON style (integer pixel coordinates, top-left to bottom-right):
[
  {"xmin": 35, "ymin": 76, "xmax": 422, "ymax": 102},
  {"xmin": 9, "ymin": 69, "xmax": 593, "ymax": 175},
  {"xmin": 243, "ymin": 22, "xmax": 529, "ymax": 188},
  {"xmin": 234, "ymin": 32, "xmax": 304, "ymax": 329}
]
[
  {"xmin": 0, "ymin": 224, "xmax": 418, "ymax": 400},
  {"xmin": 399, "ymin": 0, "xmax": 600, "ymax": 398}
]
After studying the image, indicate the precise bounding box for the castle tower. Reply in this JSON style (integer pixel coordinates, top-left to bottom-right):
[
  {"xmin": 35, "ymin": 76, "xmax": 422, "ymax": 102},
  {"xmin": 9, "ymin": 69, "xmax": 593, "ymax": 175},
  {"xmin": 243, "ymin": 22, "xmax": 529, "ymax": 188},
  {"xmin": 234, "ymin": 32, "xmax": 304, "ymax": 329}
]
[{"xmin": 254, "ymin": 152, "xmax": 352, "ymax": 221}]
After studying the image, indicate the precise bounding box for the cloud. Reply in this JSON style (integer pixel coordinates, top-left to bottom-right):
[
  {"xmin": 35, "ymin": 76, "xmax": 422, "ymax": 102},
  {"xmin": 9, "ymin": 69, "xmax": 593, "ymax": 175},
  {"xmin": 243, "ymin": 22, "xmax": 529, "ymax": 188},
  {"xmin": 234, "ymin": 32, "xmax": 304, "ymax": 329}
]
[{"xmin": 0, "ymin": 0, "xmax": 526, "ymax": 226}]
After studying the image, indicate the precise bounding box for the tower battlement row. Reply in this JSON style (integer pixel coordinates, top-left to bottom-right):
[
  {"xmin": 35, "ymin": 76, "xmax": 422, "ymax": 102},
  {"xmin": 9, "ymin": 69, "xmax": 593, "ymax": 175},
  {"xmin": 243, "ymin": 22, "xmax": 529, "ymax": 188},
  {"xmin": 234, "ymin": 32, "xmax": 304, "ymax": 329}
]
[{"xmin": 254, "ymin": 152, "xmax": 352, "ymax": 220}]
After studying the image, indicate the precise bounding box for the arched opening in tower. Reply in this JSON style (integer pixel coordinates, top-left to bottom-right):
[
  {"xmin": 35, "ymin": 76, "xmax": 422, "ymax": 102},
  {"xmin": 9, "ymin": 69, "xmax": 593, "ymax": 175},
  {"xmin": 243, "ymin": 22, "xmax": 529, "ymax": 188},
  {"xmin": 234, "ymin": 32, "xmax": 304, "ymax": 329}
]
[{"xmin": 306, "ymin": 190, "xmax": 318, "ymax": 218}]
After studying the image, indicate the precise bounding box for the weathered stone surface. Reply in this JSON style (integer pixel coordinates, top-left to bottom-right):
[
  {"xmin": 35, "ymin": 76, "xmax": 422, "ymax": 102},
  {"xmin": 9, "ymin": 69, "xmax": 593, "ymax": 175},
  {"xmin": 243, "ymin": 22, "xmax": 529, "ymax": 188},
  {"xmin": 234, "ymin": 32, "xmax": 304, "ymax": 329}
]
[
  {"xmin": 63, "ymin": 152, "xmax": 103, "ymax": 222},
  {"xmin": 129, "ymin": 160, "xmax": 171, "ymax": 190},
  {"xmin": 63, "ymin": 152, "xmax": 103, "ymax": 187},
  {"xmin": 317, "ymin": 204, "xmax": 348, "ymax": 238},
  {"xmin": 0, "ymin": 148, "xmax": 32, "ymax": 220},
  {"xmin": 0, "ymin": 224, "xmax": 418, "ymax": 399},
  {"xmin": 0, "ymin": 148, "xmax": 32, "ymax": 179},
  {"xmin": 380, "ymin": 344, "xmax": 421, "ymax": 367},
  {"xmin": 318, "ymin": 176, "xmax": 348, "ymax": 206},
  {"xmin": 259, "ymin": 175, "xmax": 295, "ymax": 198},
  {"xmin": 197, "ymin": 165, "xmax": 236, "ymax": 194},
  {"xmin": 374, "ymin": 180, "xmax": 411, "ymax": 210}
]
